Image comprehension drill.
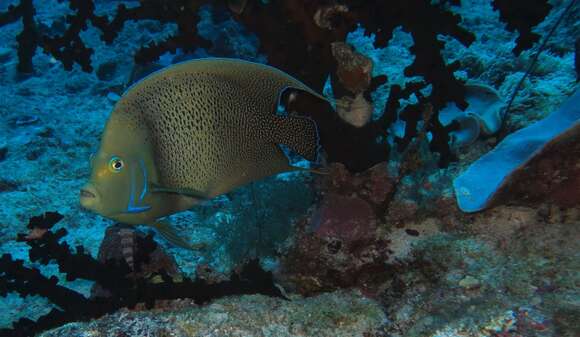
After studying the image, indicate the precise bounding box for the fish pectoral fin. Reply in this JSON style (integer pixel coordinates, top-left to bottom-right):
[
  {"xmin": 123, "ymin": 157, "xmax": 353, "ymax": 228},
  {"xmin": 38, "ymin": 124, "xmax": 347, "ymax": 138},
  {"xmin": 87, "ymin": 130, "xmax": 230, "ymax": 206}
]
[
  {"xmin": 152, "ymin": 221, "xmax": 206, "ymax": 250},
  {"xmin": 150, "ymin": 184, "xmax": 208, "ymax": 200}
]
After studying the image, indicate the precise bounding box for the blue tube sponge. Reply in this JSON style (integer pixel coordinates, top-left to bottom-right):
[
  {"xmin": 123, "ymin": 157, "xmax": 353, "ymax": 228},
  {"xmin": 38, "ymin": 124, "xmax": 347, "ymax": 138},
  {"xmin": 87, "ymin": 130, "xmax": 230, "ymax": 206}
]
[{"xmin": 453, "ymin": 88, "xmax": 580, "ymax": 212}]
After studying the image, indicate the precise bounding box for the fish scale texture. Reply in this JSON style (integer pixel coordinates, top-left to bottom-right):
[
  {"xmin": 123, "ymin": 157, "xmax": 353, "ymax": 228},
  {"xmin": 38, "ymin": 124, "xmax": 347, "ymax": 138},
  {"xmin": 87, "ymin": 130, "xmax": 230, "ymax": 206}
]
[{"xmin": 113, "ymin": 59, "xmax": 320, "ymax": 197}]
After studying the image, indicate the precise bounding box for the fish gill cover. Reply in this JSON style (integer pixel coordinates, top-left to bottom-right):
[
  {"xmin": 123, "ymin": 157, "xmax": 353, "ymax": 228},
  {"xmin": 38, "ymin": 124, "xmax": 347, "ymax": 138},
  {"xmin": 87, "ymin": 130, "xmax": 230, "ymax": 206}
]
[{"xmin": 0, "ymin": 0, "xmax": 579, "ymax": 336}]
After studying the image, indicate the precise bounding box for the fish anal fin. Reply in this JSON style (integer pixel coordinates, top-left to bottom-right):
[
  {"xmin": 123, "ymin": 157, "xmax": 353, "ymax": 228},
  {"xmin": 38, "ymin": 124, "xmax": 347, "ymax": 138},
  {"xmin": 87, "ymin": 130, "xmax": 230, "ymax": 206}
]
[{"xmin": 152, "ymin": 221, "xmax": 206, "ymax": 250}]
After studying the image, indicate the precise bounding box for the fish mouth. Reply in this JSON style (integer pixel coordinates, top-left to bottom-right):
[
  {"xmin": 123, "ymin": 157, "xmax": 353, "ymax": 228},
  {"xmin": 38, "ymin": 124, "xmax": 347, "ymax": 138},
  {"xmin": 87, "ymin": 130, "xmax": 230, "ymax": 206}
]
[{"xmin": 80, "ymin": 189, "xmax": 96, "ymax": 199}]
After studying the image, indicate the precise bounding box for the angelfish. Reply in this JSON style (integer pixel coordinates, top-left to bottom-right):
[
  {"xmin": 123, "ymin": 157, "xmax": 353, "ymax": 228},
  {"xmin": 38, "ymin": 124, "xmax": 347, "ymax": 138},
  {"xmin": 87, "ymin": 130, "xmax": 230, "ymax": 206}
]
[{"xmin": 80, "ymin": 58, "xmax": 327, "ymax": 249}]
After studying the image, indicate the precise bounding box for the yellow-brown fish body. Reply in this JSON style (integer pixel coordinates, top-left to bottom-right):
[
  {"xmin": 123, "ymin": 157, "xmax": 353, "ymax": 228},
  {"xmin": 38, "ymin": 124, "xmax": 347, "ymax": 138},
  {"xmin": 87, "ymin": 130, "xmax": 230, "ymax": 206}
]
[{"xmin": 80, "ymin": 58, "xmax": 324, "ymax": 247}]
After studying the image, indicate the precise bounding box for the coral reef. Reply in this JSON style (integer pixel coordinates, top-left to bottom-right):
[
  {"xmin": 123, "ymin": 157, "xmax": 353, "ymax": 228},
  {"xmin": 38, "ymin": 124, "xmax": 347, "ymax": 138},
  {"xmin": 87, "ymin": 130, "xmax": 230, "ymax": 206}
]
[
  {"xmin": 577, "ymin": 37, "xmax": 580, "ymax": 80},
  {"xmin": 488, "ymin": 122, "xmax": 580, "ymax": 209},
  {"xmin": 38, "ymin": 290, "xmax": 386, "ymax": 337},
  {"xmin": 331, "ymin": 42, "xmax": 375, "ymax": 128},
  {"xmin": 278, "ymin": 163, "xmax": 394, "ymax": 296},
  {"xmin": 233, "ymin": 0, "xmax": 477, "ymax": 169},
  {"xmin": 454, "ymin": 88, "xmax": 580, "ymax": 212},
  {"xmin": 277, "ymin": 144, "xmax": 448, "ymax": 296},
  {"xmin": 89, "ymin": 224, "xmax": 181, "ymax": 299},
  {"xmin": 0, "ymin": 0, "xmax": 35, "ymax": 73},
  {"xmin": 439, "ymin": 82, "xmax": 505, "ymax": 149},
  {"xmin": 0, "ymin": 0, "xmax": 212, "ymax": 73},
  {"xmin": 3, "ymin": 0, "xmax": 551, "ymax": 169},
  {"xmin": 0, "ymin": 0, "xmax": 577, "ymax": 336},
  {"xmin": 375, "ymin": 215, "xmax": 579, "ymax": 336},
  {"xmin": 492, "ymin": 0, "xmax": 553, "ymax": 55},
  {"xmin": 0, "ymin": 212, "xmax": 284, "ymax": 337}
]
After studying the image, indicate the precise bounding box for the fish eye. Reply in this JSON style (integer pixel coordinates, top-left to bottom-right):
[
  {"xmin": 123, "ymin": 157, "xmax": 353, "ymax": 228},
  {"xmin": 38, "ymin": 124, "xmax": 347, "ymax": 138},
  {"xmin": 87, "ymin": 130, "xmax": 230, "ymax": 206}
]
[{"xmin": 108, "ymin": 156, "xmax": 124, "ymax": 173}]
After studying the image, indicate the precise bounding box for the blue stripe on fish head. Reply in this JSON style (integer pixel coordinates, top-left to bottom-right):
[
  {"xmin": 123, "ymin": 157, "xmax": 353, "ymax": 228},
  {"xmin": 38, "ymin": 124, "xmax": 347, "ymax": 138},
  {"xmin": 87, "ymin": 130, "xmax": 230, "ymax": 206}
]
[
  {"xmin": 124, "ymin": 159, "xmax": 151, "ymax": 214},
  {"xmin": 139, "ymin": 159, "xmax": 148, "ymax": 202}
]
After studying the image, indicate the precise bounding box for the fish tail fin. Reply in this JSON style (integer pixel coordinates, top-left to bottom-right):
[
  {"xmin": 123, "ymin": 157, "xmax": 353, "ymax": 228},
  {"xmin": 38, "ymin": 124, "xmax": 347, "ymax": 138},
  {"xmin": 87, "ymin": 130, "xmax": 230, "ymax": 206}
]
[{"xmin": 270, "ymin": 115, "xmax": 320, "ymax": 162}]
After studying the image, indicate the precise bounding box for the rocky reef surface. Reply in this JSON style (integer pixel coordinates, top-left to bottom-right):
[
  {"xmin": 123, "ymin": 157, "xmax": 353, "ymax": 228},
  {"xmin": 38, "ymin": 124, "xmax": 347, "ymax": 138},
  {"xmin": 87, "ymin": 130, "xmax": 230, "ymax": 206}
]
[{"xmin": 38, "ymin": 291, "xmax": 385, "ymax": 337}]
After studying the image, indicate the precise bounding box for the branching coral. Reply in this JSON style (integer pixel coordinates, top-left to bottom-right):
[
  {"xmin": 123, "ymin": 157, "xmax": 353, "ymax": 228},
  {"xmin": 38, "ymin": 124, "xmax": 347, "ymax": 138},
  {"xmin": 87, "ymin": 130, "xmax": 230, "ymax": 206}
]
[
  {"xmin": 0, "ymin": 0, "xmax": 556, "ymax": 169},
  {"xmin": 0, "ymin": 0, "xmax": 35, "ymax": 73},
  {"xmin": 0, "ymin": 212, "xmax": 284, "ymax": 337},
  {"xmin": 234, "ymin": 0, "xmax": 476, "ymax": 167},
  {"xmin": 0, "ymin": 0, "xmax": 212, "ymax": 73},
  {"xmin": 492, "ymin": 0, "xmax": 553, "ymax": 56}
]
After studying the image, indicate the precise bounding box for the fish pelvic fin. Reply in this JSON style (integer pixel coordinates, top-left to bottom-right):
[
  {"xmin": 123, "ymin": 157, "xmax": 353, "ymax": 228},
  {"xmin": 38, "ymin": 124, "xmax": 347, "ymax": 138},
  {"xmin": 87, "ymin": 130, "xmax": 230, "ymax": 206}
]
[
  {"xmin": 270, "ymin": 114, "xmax": 320, "ymax": 162},
  {"xmin": 152, "ymin": 221, "xmax": 206, "ymax": 250}
]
